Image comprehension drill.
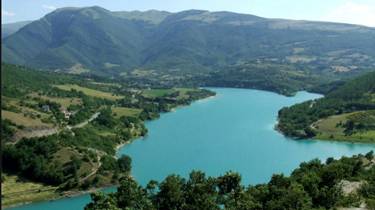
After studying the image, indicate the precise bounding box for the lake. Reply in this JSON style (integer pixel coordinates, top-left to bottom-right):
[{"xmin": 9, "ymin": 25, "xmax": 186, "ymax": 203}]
[{"xmin": 9, "ymin": 88, "xmax": 374, "ymax": 210}]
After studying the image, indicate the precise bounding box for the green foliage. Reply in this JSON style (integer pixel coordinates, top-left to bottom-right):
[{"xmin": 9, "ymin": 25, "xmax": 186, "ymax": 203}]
[
  {"xmin": 117, "ymin": 155, "xmax": 132, "ymax": 173},
  {"xmin": 343, "ymin": 111, "xmax": 375, "ymax": 135},
  {"xmin": 99, "ymin": 155, "xmax": 117, "ymax": 172},
  {"xmin": 95, "ymin": 108, "xmax": 115, "ymax": 128},
  {"xmin": 99, "ymin": 155, "xmax": 131, "ymax": 176},
  {"xmin": 115, "ymin": 177, "xmax": 154, "ymax": 209},
  {"xmin": 1, "ymin": 119, "xmax": 16, "ymax": 141},
  {"xmin": 86, "ymin": 153, "xmax": 375, "ymax": 210},
  {"xmin": 278, "ymin": 71, "xmax": 375, "ymax": 139},
  {"xmin": 66, "ymin": 127, "xmax": 120, "ymax": 155},
  {"xmin": 85, "ymin": 192, "xmax": 120, "ymax": 210},
  {"xmin": 203, "ymin": 62, "xmax": 323, "ymax": 96},
  {"xmin": 1, "ymin": 63, "xmax": 76, "ymax": 97},
  {"xmin": 156, "ymin": 175, "xmax": 186, "ymax": 210},
  {"xmin": 2, "ymin": 137, "xmax": 63, "ymax": 185}
]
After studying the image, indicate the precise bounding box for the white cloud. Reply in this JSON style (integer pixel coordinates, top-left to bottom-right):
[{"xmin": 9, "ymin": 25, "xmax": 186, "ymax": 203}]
[
  {"xmin": 42, "ymin": 4, "xmax": 57, "ymax": 10},
  {"xmin": 324, "ymin": 1, "xmax": 375, "ymax": 27},
  {"xmin": 2, "ymin": 10, "xmax": 15, "ymax": 17}
]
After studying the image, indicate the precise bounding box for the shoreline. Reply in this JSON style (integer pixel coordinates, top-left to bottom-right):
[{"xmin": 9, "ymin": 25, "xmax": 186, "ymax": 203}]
[
  {"xmin": 274, "ymin": 121, "xmax": 375, "ymax": 145},
  {"xmin": 3, "ymin": 92, "xmax": 217, "ymax": 209},
  {"xmin": 169, "ymin": 94, "xmax": 217, "ymax": 112}
]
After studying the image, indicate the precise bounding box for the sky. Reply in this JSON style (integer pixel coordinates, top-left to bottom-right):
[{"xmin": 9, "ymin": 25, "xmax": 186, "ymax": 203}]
[{"xmin": 2, "ymin": 0, "xmax": 375, "ymax": 27}]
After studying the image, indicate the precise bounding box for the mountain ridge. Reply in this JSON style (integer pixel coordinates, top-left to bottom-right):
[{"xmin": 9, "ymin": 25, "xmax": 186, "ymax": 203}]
[{"xmin": 2, "ymin": 6, "xmax": 375, "ymax": 83}]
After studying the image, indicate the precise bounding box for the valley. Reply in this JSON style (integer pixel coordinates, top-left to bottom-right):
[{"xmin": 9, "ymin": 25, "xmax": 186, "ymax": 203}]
[{"xmin": 1, "ymin": 4, "xmax": 375, "ymax": 210}]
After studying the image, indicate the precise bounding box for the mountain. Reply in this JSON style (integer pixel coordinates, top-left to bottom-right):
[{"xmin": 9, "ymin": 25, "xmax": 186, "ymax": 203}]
[
  {"xmin": 2, "ymin": 6, "xmax": 375, "ymax": 94},
  {"xmin": 1, "ymin": 21, "xmax": 32, "ymax": 38},
  {"xmin": 278, "ymin": 71, "xmax": 375, "ymax": 142}
]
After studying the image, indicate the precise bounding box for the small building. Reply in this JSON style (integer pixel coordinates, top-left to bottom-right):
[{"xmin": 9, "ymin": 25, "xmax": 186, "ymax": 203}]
[
  {"xmin": 41, "ymin": 105, "xmax": 50, "ymax": 112},
  {"xmin": 60, "ymin": 108, "xmax": 73, "ymax": 119}
]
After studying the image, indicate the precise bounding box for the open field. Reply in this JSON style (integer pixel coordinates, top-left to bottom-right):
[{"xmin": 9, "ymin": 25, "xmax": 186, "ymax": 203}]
[
  {"xmin": 52, "ymin": 147, "xmax": 81, "ymax": 164},
  {"xmin": 313, "ymin": 113, "xmax": 350, "ymax": 136},
  {"xmin": 316, "ymin": 131, "xmax": 375, "ymax": 143},
  {"xmin": 1, "ymin": 110, "xmax": 52, "ymax": 127},
  {"xmin": 52, "ymin": 147, "xmax": 99, "ymax": 181},
  {"xmin": 141, "ymin": 89, "xmax": 176, "ymax": 98},
  {"xmin": 314, "ymin": 112, "xmax": 375, "ymax": 143},
  {"xmin": 141, "ymin": 88, "xmax": 198, "ymax": 99},
  {"xmin": 3, "ymin": 97, "xmax": 50, "ymax": 118},
  {"xmin": 36, "ymin": 95, "xmax": 82, "ymax": 108},
  {"xmin": 1, "ymin": 174, "xmax": 59, "ymax": 208},
  {"xmin": 175, "ymin": 88, "xmax": 198, "ymax": 99},
  {"xmin": 90, "ymin": 82, "xmax": 121, "ymax": 87},
  {"xmin": 112, "ymin": 107, "xmax": 142, "ymax": 118},
  {"xmin": 55, "ymin": 84, "xmax": 123, "ymax": 100}
]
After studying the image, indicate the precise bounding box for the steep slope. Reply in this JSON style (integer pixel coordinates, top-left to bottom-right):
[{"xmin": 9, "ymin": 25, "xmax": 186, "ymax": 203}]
[
  {"xmin": 2, "ymin": 7, "xmax": 153, "ymax": 73},
  {"xmin": 1, "ymin": 21, "xmax": 32, "ymax": 38},
  {"xmin": 2, "ymin": 7, "xmax": 375, "ymax": 80},
  {"xmin": 278, "ymin": 71, "xmax": 375, "ymax": 141}
]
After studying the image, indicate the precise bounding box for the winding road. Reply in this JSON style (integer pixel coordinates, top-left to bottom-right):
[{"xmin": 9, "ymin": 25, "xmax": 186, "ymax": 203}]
[{"xmin": 11, "ymin": 112, "xmax": 100, "ymax": 143}]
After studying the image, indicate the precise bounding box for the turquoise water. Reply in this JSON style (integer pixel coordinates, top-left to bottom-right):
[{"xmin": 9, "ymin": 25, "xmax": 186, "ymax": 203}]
[{"xmin": 9, "ymin": 88, "xmax": 374, "ymax": 210}]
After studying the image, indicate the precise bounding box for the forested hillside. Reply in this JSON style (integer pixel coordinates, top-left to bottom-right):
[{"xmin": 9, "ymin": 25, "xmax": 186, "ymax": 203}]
[
  {"xmin": 2, "ymin": 7, "xmax": 375, "ymax": 95},
  {"xmin": 278, "ymin": 71, "xmax": 375, "ymax": 141}
]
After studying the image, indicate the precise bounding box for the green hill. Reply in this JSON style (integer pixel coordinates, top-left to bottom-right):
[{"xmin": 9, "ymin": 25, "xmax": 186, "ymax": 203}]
[
  {"xmin": 277, "ymin": 71, "xmax": 375, "ymax": 142},
  {"xmin": 2, "ymin": 7, "xmax": 375, "ymax": 95}
]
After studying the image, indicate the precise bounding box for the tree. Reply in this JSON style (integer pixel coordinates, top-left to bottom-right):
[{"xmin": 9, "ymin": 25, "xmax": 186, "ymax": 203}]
[
  {"xmin": 96, "ymin": 108, "xmax": 115, "ymax": 128},
  {"xmin": 146, "ymin": 180, "xmax": 159, "ymax": 204},
  {"xmin": 117, "ymin": 155, "xmax": 132, "ymax": 173},
  {"xmin": 156, "ymin": 175, "xmax": 185, "ymax": 210},
  {"xmin": 116, "ymin": 177, "xmax": 154, "ymax": 209},
  {"xmin": 217, "ymin": 171, "xmax": 242, "ymax": 195},
  {"xmin": 85, "ymin": 192, "xmax": 120, "ymax": 210},
  {"xmin": 365, "ymin": 151, "xmax": 374, "ymax": 160},
  {"xmin": 183, "ymin": 171, "xmax": 218, "ymax": 210}
]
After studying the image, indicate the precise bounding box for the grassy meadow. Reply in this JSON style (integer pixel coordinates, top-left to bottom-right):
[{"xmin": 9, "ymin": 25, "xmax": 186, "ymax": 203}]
[
  {"xmin": 1, "ymin": 174, "xmax": 59, "ymax": 208},
  {"xmin": 55, "ymin": 84, "xmax": 123, "ymax": 101}
]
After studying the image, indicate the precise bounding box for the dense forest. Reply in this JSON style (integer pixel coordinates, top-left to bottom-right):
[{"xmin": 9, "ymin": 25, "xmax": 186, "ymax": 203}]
[
  {"xmin": 85, "ymin": 152, "xmax": 375, "ymax": 210},
  {"xmin": 278, "ymin": 71, "xmax": 375, "ymax": 141}
]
